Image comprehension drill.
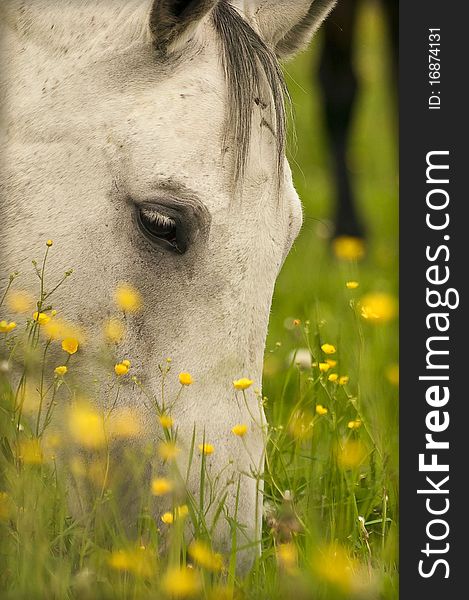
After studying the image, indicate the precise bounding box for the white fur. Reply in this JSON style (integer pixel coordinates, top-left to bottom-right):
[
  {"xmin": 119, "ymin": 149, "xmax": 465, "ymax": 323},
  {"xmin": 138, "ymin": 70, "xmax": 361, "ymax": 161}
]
[
  {"xmin": 0, "ymin": 0, "xmax": 314, "ymax": 568},
  {"xmin": 236, "ymin": 0, "xmax": 334, "ymax": 52},
  {"xmin": 240, "ymin": 0, "xmax": 311, "ymax": 41}
]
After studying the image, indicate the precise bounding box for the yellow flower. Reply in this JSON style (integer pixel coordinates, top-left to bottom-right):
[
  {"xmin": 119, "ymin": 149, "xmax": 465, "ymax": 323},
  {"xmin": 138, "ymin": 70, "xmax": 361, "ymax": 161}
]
[
  {"xmin": 18, "ymin": 439, "xmax": 43, "ymax": 464},
  {"xmin": 46, "ymin": 239, "xmax": 53, "ymax": 247},
  {"xmin": 338, "ymin": 376, "xmax": 349, "ymax": 385},
  {"xmin": 315, "ymin": 404, "xmax": 328, "ymax": 416},
  {"xmin": 62, "ymin": 337, "xmax": 79, "ymax": 355},
  {"xmin": 188, "ymin": 540, "xmax": 224, "ymax": 572},
  {"xmin": 321, "ymin": 343, "xmax": 336, "ymax": 355},
  {"xmin": 231, "ymin": 423, "xmax": 248, "ymax": 437},
  {"xmin": 158, "ymin": 441, "xmax": 180, "ymax": 461},
  {"xmin": 328, "ymin": 373, "xmax": 339, "ymax": 382},
  {"xmin": 159, "ymin": 414, "xmax": 174, "ymax": 429},
  {"xmin": 33, "ymin": 311, "xmax": 51, "ymax": 325},
  {"xmin": 161, "ymin": 505, "xmax": 189, "ymax": 524},
  {"xmin": 7, "ymin": 290, "xmax": 34, "ymax": 313},
  {"xmin": 276, "ymin": 543, "xmax": 298, "ymax": 574},
  {"xmin": 44, "ymin": 321, "xmax": 62, "ymax": 339},
  {"xmin": 104, "ymin": 318, "xmax": 125, "ymax": 343},
  {"xmin": 151, "ymin": 477, "xmax": 173, "ymax": 496},
  {"xmin": 108, "ymin": 547, "xmax": 155, "ymax": 578},
  {"xmin": 115, "ymin": 284, "xmax": 142, "ymax": 313},
  {"xmin": 68, "ymin": 403, "xmax": 105, "ymax": 448},
  {"xmin": 337, "ymin": 440, "xmax": 367, "ymax": 469},
  {"xmin": 360, "ymin": 292, "xmax": 398, "ymax": 323},
  {"xmin": 108, "ymin": 551, "xmax": 131, "ymax": 572},
  {"xmin": 332, "ymin": 236, "xmax": 366, "ymax": 261},
  {"xmin": 348, "ymin": 419, "xmax": 362, "ymax": 430},
  {"xmin": 43, "ymin": 318, "xmax": 81, "ymax": 342},
  {"xmin": 0, "ymin": 320, "xmax": 16, "ymax": 333},
  {"xmin": 162, "ymin": 566, "xmax": 201, "ymax": 598},
  {"xmin": 318, "ymin": 362, "xmax": 331, "ymax": 373},
  {"xmin": 54, "ymin": 365, "xmax": 68, "ymax": 376},
  {"xmin": 293, "ymin": 319, "xmax": 301, "ymax": 326},
  {"xmin": 179, "ymin": 372, "xmax": 193, "ymax": 386},
  {"xmin": 386, "ymin": 364, "xmax": 400, "ymax": 386},
  {"xmin": 346, "ymin": 280, "xmax": 360, "ymax": 289},
  {"xmin": 233, "ymin": 378, "xmax": 253, "ymax": 391},
  {"xmin": 176, "ymin": 505, "xmax": 189, "ymax": 519},
  {"xmin": 109, "ymin": 408, "xmax": 141, "ymax": 438},
  {"xmin": 114, "ymin": 362, "xmax": 130, "ymax": 376},
  {"xmin": 108, "ymin": 551, "xmax": 133, "ymax": 573},
  {"xmin": 198, "ymin": 443, "xmax": 214, "ymax": 455},
  {"xmin": 326, "ymin": 359, "xmax": 337, "ymax": 367},
  {"xmin": 161, "ymin": 512, "xmax": 174, "ymax": 524},
  {"xmin": 312, "ymin": 543, "xmax": 357, "ymax": 593}
]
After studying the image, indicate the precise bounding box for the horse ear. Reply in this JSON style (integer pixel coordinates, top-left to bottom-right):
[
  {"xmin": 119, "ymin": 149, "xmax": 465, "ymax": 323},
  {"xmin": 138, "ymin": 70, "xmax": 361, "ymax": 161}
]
[
  {"xmin": 251, "ymin": 0, "xmax": 336, "ymax": 60},
  {"xmin": 150, "ymin": 0, "xmax": 219, "ymax": 52}
]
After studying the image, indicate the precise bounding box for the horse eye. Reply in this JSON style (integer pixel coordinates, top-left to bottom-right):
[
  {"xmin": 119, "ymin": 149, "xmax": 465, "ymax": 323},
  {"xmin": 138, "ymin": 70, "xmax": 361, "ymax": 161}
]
[{"xmin": 136, "ymin": 207, "xmax": 186, "ymax": 254}]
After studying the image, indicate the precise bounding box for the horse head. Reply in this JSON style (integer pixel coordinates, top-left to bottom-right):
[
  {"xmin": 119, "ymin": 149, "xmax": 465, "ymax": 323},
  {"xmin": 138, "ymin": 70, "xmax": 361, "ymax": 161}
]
[{"xmin": 0, "ymin": 0, "xmax": 335, "ymax": 570}]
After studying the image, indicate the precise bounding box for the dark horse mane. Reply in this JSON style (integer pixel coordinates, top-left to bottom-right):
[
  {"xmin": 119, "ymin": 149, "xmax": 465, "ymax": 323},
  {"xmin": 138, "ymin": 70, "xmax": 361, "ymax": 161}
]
[{"xmin": 212, "ymin": 1, "xmax": 288, "ymax": 183}]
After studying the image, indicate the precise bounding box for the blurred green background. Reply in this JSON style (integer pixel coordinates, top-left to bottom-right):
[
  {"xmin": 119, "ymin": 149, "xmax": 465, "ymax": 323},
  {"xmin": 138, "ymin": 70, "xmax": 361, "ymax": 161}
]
[
  {"xmin": 259, "ymin": 3, "xmax": 399, "ymax": 595},
  {"xmin": 266, "ymin": 0, "xmax": 398, "ymax": 372}
]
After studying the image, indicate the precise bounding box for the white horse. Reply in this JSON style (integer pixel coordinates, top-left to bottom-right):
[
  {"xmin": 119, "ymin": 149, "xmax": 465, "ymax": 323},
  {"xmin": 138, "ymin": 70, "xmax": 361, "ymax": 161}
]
[{"xmin": 0, "ymin": 0, "xmax": 334, "ymax": 569}]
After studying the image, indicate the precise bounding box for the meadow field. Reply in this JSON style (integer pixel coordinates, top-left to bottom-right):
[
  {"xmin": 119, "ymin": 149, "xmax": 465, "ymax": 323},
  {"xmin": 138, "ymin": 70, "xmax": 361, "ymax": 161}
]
[{"xmin": 0, "ymin": 1, "xmax": 398, "ymax": 598}]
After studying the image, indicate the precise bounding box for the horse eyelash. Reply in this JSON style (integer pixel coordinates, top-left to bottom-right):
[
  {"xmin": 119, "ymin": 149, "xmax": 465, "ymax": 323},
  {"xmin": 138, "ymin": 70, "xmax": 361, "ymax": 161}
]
[{"xmin": 140, "ymin": 208, "xmax": 175, "ymax": 228}]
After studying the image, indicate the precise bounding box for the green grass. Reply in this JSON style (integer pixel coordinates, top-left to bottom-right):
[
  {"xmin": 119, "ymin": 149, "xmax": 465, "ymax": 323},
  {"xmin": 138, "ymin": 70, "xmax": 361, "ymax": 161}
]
[
  {"xmin": 262, "ymin": 1, "xmax": 399, "ymax": 596},
  {"xmin": 0, "ymin": 3, "xmax": 398, "ymax": 598}
]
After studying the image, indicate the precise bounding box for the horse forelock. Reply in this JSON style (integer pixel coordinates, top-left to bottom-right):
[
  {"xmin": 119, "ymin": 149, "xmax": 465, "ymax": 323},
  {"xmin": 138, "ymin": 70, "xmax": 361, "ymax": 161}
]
[{"xmin": 213, "ymin": 1, "xmax": 287, "ymax": 184}]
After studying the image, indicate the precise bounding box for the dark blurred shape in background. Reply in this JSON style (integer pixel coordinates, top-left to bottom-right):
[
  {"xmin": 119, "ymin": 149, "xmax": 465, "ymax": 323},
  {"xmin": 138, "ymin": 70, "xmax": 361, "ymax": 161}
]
[{"xmin": 319, "ymin": 0, "xmax": 397, "ymax": 240}]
